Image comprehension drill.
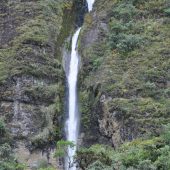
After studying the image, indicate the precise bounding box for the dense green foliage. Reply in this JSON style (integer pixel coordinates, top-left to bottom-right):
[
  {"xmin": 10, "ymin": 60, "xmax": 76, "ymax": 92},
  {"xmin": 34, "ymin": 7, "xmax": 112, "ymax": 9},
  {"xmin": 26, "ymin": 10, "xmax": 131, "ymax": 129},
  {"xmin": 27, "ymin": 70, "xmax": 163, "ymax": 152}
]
[
  {"xmin": 55, "ymin": 140, "xmax": 75, "ymax": 158},
  {"xmin": 0, "ymin": 120, "xmax": 25, "ymax": 170},
  {"xmin": 76, "ymin": 124, "xmax": 170, "ymax": 170},
  {"xmin": 55, "ymin": 140, "xmax": 75, "ymax": 168}
]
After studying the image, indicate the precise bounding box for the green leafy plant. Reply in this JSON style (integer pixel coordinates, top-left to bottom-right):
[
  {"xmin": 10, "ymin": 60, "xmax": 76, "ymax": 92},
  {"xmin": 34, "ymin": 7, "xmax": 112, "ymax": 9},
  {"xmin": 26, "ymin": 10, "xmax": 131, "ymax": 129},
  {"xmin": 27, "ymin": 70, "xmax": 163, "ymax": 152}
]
[{"xmin": 55, "ymin": 140, "xmax": 75, "ymax": 168}]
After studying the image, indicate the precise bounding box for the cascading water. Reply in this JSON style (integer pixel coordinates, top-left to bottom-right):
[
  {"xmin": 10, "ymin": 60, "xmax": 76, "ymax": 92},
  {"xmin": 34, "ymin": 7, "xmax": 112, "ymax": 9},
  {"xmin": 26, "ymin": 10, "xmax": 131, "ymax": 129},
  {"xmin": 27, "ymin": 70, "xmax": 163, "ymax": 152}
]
[
  {"xmin": 65, "ymin": 28, "xmax": 81, "ymax": 170},
  {"xmin": 86, "ymin": 0, "xmax": 95, "ymax": 12},
  {"xmin": 65, "ymin": 1, "xmax": 95, "ymax": 169}
]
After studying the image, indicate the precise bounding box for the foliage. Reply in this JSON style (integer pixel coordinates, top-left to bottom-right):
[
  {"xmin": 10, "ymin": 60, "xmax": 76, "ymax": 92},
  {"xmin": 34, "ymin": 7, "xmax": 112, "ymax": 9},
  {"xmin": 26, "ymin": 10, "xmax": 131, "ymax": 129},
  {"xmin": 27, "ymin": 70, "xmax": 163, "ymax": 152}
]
[
  {"xmin": 38, "ymin": 168, "xmax": 55, "ymax": 170},
  {"xmin": 112, "ymin": 1, "xmax": 139, "ymax": 22},
  {"xmin": 109, "ymin": 32, "xmax": 144, "ymax": 53},
  {"xmin": 0, "ymin": 143, "xmax": 12, "ymax": 160},
  {"xmin": 55, "ymin": 140, "xmax": 75, "ymax": 158},
  {"xmin": 0, "ymin": 0, "xmax": 68, "ymax": 82},
  {"xmin": 0, "ymin": 119, "xmax": 6, "ymax": 136},
  {"xmin": 108, "ymin": 1, "xmax": 145, "ymax": 53},
  {"xmin": 162, "ymin": 124, "xmax": 170, "ymax": 145},
  {"xmin": 79, "ymin": 0, "xmax": 170, "ymax": 144},
  {"xmin": 76, "ymin": 144, "xmax": 113, "ymax": 169},
  {"xmin": 164, "ymin": 8, "xmax": 170, "ymax": 16},
  {"xmin": 0, "ymin": 143, "xmax": 26, "ymax": 170},
  {"xmin": 76, "ymin": 124, "xmax": 170, "ymax": 170},
  {"xmin": 55, "ymin": 140, "xmax": 75, "ymax": 169},
  {"xmin": 0, "ymin": 162, "xmax": 26, "ymax": 170},
  {"xmin": 86, "ymin": 161, "xmax": 113, "ymax": 170},
  {"xmin": 0, "ymin": 0, "xmax": 77, "ymax": 168}
]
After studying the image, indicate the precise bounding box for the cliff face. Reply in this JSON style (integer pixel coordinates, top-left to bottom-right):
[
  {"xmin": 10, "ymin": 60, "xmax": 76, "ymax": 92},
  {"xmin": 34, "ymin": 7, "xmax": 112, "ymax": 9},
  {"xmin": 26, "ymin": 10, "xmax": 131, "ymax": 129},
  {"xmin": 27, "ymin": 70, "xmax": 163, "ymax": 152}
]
[
  {"xmin": 79, "ymin": 0, "xmax": 170, "ymax": 147},
  {"xmin": 0, "ymin": 0, "xmax": 169, "ymax": 169},
  {"xmin": 0, "ymin": 0, "xmax": 74, "ymax": 168}
]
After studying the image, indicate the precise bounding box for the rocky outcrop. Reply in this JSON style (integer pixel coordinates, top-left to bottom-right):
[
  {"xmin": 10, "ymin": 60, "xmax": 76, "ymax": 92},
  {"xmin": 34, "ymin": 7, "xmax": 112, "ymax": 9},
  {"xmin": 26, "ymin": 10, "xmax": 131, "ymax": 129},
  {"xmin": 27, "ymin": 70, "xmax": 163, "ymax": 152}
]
[
  {"xmin": 0, "ymin": 0, "xmax": 91, "ymax": 168},
  {"xmin": 0, "ymin": 0, "xmax": 75, "ymax": 168},
  {"xmin": 79, "ymin": 0, "xmax": 170, "ymax": 147}
]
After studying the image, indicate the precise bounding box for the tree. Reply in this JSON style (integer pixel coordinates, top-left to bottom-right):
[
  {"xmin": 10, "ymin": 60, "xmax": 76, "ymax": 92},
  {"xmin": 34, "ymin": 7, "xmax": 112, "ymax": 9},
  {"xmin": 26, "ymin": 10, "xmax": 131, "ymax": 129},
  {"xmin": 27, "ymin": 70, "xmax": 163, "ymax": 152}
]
[{"xmin": 54, "ymin": 140, "xmax": 75, "ymax": 168}]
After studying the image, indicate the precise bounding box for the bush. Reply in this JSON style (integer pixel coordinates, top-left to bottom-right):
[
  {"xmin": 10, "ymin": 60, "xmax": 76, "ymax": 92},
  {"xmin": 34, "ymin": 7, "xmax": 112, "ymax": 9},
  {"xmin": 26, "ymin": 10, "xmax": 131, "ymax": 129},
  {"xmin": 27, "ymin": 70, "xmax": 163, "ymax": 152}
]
[
  {"xmin": 76, "ymin": 145, "xmax": 113, "ymax": 169},
  {"xmin": 162, "ymin": 124, "xmax": 170, "ymax": 145},
  {"xmin": 0, "ymin": 119, "xmax": 6, "ymax": 136},
  {"xmin": 116, "ymin": 34, "xmax": 143, "ymax": 53},
  {"xmin": 38, "ymin": 168, "xmax": 55, "ymax": 170},
  {"xmin": 0, "ymin": 162, "xmax": 26, "ymax": 170},
  {"xmin": 112, "ymin": 2, "xmax": 139, "ymax": 22},
  {"xmin": 75, "ymin": 124, "xmax": 170, "ymax": 169},
  {"xmin": 0, "ymin": 143, "xmax": 26, "ymax": 170},
  {"xmin": 39, "ymin": 167, "xmax": 55, "ymax": 170},
  {"xmin": 164, "ymin": 8, "xmax": 170, "ymax": 16},
  {"xmin": 0, "ymin": 143, "xmax": 12, "ymax": 160},
  {"xmin": 55, "ymin": 140, "xmax": 75, "ymax": 158},
  {"xmin": 87, "ymin": 161, "xmax": 112, "ymax": 170},
  {"xmin": 109, "ymin": 2, "xmax": 144, "ymax": 53},
  {"xmin": 137, "ymin": 160, "xmax": 156, "ymax": 170}
]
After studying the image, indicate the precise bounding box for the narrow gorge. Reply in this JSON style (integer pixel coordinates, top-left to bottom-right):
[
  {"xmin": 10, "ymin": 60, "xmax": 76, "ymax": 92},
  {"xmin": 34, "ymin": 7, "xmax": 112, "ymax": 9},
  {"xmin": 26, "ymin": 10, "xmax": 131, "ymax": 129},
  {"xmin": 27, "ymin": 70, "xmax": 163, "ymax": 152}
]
[{"xmin": 65, "ymin": 1, "xmax": 95, "ymax": 169}]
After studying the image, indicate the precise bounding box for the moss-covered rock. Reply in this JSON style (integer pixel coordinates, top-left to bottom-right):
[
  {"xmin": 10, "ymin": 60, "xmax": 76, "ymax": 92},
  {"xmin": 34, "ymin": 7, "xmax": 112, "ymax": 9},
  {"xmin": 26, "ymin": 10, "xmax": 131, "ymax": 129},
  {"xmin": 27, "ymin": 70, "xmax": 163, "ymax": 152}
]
[
  {"xmin": 0, "ymin": 0, "xmax": 77, "ymax": 168},
  {"xmin": 79, "ymin": 0, "xmax": 170, "ymax": 147}
]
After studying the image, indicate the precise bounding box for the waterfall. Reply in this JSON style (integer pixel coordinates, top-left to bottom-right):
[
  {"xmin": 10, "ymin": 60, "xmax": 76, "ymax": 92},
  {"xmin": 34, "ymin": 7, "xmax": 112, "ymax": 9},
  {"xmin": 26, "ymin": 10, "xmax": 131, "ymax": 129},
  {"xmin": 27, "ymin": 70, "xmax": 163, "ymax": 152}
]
[
  {"xmin": 65, "ymin": 1, "xmax": 95, "ymax": 169},
  {"xmin": 86, "ymin": 0, "xmax": 95, "ymax": 12},
  {"xmin": 65, "ymin": 28, "xmax": 81, "ymax": 170}
]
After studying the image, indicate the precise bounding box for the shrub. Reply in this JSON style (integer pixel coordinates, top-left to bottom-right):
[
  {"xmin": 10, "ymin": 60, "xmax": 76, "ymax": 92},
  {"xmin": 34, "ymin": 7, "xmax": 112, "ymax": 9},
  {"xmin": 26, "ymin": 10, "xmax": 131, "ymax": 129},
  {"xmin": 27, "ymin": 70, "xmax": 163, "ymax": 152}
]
[
  {"xmin": 0, "ymin": 143, "xmax": 12, "ymax": 160},
  {"xmin": 162, "ymin": 124, "xmax": 170, "ymax": 145},
  {"xmin": 137, "ymin": 160, "xmax": 156, "ymax": 170},
  {"xmin": 164, "ymin": 8, "xmax": 170, "ymax": 16},
  {"xmin": 38, "ymin": 168, "xmax": 55, "ymax": 170},
  {"xmin": 75, "ymin": 124, "xmax": 170, "ymax": 169},
  {"xmin": 0, "ymin": 119, "xmax": 6, "ymax": 136},
  {"xmin": 116, "ymin": 34, "xmax": 144, "ymax": 53},
  {"xmin": 76, "ymin": 145, "xmax": 113, "ymax": 169},
  {"xmin": 0, "ymin": 143, "xmax": 26, "ymax": 170},
  {"xmin": 87, "ymin": 161, "xmax": 113, "ymax": 170},
  {"xmin": 109, "ymin": 4, "xmax": 144, "ymax": 53},
  {"xmin": 112, "ymin": 2, "xmax": 139, "ymax": 22}
]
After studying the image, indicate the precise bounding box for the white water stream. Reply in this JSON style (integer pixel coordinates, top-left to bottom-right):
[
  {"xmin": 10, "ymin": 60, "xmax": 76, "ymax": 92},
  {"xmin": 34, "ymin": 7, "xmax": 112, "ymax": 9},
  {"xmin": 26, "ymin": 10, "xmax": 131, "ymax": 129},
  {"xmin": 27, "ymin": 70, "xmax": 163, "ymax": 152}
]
[
  {"xmin": 65, "ymin": 28, "xmax": 81, "ymax": 170},
  {"xmin": 86, "ymin": 0, "xmax": 95, "ymax": 12},
  {"xmin": 65, "ymin": 1, "xmax": 95, "ymax": 169}
]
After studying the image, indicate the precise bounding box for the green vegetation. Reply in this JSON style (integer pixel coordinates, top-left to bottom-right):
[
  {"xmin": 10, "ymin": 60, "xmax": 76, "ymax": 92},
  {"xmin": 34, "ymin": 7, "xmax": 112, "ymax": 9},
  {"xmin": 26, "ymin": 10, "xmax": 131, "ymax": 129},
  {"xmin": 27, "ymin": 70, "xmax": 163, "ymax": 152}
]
[
  {"xmin": 0, "ymin": 144, "xmax": 26, "ymax": 170},
  {"xmin": 0, "ymin": 0, "xmax": 77, "ymax": 168},
  {"xmin": 0, "ymin": 0, "xmax": 71, "ymax": 82},
  {"xmin": 55, "ymin": 140, "xmax": 75, "ymax": 168},
  {"xmin": 79, "ymin": 0, "xmax": 170, "ymax": 141},
  {"xmin": 38, "ymin": 168, "xmax": 55, "ymax": 170},
  {"xmin": 55, "ymin": 140, "xmax": 75, "ymax": 158},
  {"xmin": 30, "ymin": 100, "xmax": 63, "ymax": 149},
  {"xmin": 75, "ymin": 124, "xmax": 170, "ymax": 170},
  {"xmin": 109, "ymin": 1, "xmax": 145, "ymax": 53},
  {"xmin": 0, "ymin": 121, "xmax": 25, "ymax": 170},
  {"xmin": 0, "ymin": 119, "xmax": 6, "ymax": 136}
]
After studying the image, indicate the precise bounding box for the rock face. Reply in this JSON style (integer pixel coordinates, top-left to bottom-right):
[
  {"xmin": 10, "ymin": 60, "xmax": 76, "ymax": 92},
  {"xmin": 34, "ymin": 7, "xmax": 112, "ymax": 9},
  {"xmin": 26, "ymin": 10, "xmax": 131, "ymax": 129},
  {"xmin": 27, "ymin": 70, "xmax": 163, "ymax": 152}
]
[
  {"xmin": 0, "ymin": 0, "xmax": 89, "ymax": 168},
  {"xmin": 0, "ymin": 76, "xmax": 61, "ymax": 168},
  {"xmin": 0, "ymin": 0, "xmax": 75, "ymax": 168},
  {"xmin": 79, "ymin": 0, "xmax": 170, "ymax": 147}
]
